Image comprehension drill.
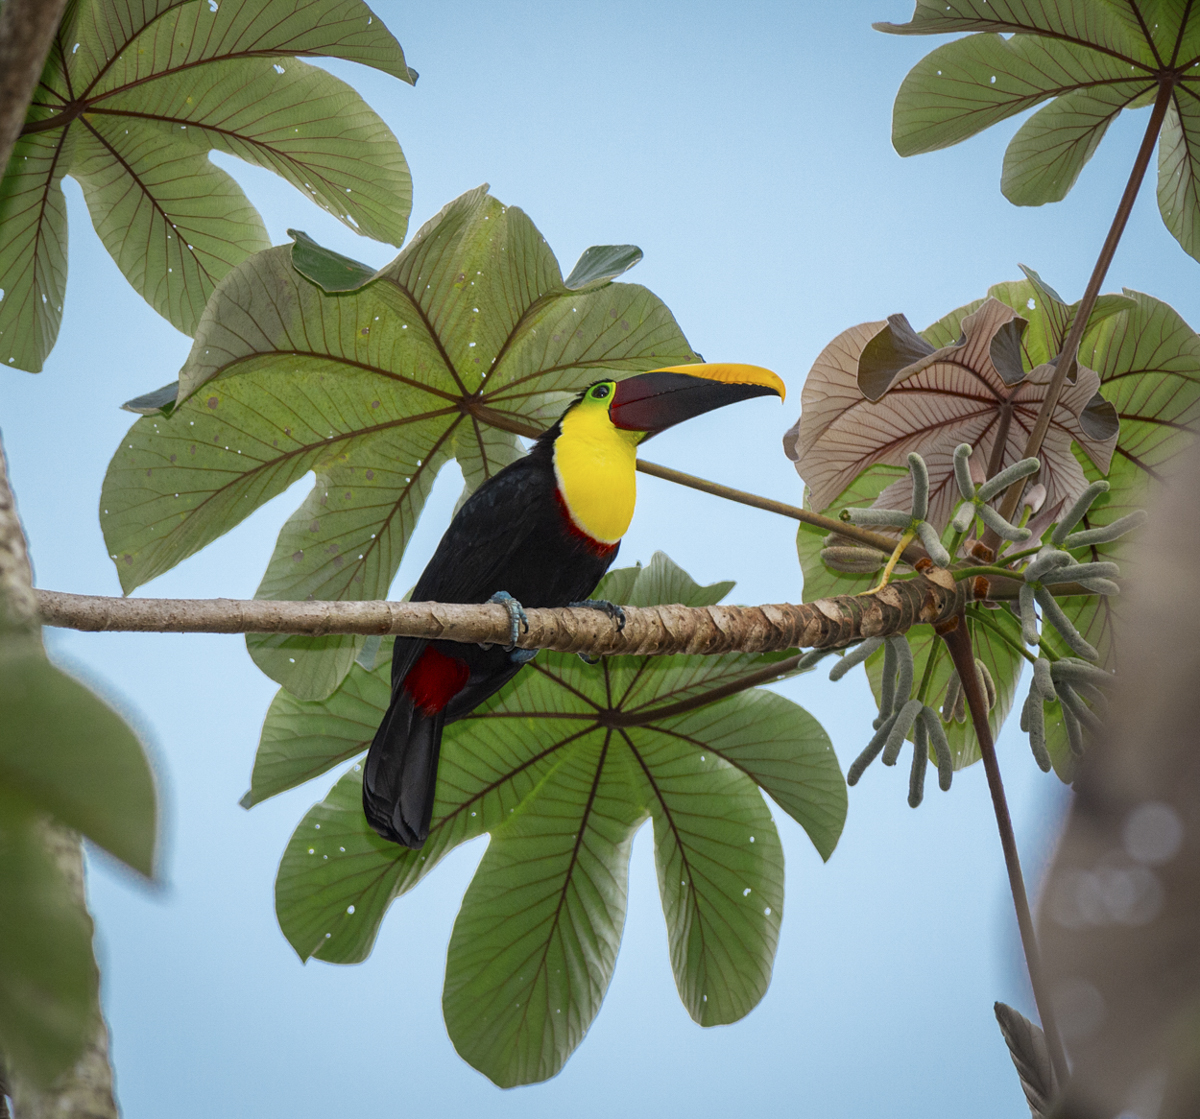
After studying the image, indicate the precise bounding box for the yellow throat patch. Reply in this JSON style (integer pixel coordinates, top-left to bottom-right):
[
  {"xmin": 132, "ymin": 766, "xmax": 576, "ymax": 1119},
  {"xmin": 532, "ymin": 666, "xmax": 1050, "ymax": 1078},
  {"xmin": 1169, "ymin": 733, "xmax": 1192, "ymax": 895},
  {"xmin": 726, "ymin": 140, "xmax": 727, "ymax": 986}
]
[{"xmin": 553, "ymin": 386, "xmax": 640, "ymax": 545}]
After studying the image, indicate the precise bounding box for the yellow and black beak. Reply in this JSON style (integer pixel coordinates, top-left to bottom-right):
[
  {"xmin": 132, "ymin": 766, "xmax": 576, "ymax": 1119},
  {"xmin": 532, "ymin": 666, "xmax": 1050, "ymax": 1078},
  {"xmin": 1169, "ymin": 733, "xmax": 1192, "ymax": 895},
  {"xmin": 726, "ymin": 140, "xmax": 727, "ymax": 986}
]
[{"xmin": 608, "ymin": 363, "xmax": 786, "ymax": 437}]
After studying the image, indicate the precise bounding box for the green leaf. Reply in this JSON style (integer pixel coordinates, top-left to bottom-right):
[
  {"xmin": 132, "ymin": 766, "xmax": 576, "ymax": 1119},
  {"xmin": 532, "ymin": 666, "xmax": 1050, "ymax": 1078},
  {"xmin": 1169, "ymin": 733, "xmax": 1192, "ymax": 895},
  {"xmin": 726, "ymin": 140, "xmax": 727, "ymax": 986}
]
[
  {"xmin": 879, "ymin": 1, "xmax": 1200, "ymax": 258},
  {"xmin": 121, "ymin": 381, "xmax": 179, "ymax": 416},
  {"xmin": 268, "ymin": 555, "xmax": 844, "ymax": 1084},
  {"xmin": 101, "ymin": 188, "xmax": 699, "ymax": 698},
  {"xmin": 2, "ymin": 0, "xmax": 415, "ymax": 370},
  {"xmin": 442, "ymin": 735, "xmax": 644, "ymax": 1087},
  {"xmin": 563, "ymin": 244, "xmax": 643, "ymax": 290},
  {"xmin": 1002, "ymin": 85, "xmax": 1144, "ymax": 206},
  {"xmin": 0, "ymin": 131, "xmax": 73, "ymax": 373},
  {"xmin": 890, "ymin": 32, "xmax": 1145, "ymax": 160},
  {"xmin": 0, "ymin": 808, "xmax": 99, "ymax": 1088},
  {"xmin": 0, "ymin": 652, "xmax": 157, "ymax": 877},
  {"xmin": 288, "ymin": 229, "xmax": 376, "ymax": 292}
]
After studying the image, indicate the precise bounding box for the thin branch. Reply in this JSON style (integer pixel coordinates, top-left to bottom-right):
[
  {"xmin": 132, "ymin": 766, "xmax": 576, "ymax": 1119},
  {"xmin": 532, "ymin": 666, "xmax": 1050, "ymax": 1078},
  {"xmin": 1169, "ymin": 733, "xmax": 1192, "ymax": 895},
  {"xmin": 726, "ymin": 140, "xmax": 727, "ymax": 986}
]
[
  {"xmin": 473, "ymin": 403, "xmax": 926, "ymax": 560},
  {"xmin": 0, "ymin": 0, "xmax": 71, "ymax": 173},
  {"xmin": 938, "ymin": 613, "xmax": 1069, "ymax": 1086},
  {"xmin": 36, "ymin": 576, "xmax": 967, "ymax": 656},
  {"xmin": 984, "ymin": 78, "xmax": 1176, "ymax": 549}
]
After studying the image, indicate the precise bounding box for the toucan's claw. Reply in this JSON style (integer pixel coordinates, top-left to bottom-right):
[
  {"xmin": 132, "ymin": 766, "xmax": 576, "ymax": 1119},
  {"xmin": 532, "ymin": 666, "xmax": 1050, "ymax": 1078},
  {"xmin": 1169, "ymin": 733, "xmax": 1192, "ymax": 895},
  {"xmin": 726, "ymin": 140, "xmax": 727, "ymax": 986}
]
[
  {"xmin": 578, "ymin": 652, "xmax": 603, "ymax": 665},
  {"xmin": 489, "ymin": 591, "xmax": 529, "ymax": 650},
  {"xmin": 569, "ymin": 599, "xmax": 627, "ymax": 632},
  {"xmin": 510, "ymin": 648, "xmax": 538, "ymax": 665}
]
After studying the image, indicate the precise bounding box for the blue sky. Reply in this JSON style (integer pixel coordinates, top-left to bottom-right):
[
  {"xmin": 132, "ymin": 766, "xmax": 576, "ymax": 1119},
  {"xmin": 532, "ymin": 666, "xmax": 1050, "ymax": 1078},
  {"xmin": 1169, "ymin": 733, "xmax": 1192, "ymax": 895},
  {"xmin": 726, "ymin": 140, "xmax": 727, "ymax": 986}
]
[{"xmin": 3, "ymin": 2, "xmax": 1198, "ymax": 1115}]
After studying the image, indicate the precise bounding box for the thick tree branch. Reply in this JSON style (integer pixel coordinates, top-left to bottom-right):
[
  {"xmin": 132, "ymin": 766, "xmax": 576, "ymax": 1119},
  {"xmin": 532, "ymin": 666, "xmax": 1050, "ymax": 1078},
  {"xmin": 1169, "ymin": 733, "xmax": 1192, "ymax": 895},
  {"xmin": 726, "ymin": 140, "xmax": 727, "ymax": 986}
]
[
  {"xmin": 0, "ymin": 0, "xmax": 70, "ymax": 175},
  {"xmin": 37, "ymin": 575, "xmax": 969, "ymax": 655}
]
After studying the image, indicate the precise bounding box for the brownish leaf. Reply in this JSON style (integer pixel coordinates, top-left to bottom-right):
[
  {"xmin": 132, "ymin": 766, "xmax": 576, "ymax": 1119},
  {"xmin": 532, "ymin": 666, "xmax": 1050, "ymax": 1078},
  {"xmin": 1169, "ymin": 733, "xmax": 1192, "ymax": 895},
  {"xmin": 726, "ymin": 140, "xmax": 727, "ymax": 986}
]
[{"xmin": 784, "ymin": 298, "xmax": 1117, "ymax": 530}]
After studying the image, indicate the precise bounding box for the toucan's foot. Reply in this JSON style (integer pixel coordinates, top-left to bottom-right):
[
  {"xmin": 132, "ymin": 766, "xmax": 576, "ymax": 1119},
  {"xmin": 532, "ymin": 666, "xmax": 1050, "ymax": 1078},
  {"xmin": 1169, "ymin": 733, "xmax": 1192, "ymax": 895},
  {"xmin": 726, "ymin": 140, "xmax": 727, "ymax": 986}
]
[
  {"xmin": 569, "ymin": 599, "xmax": 627, "ymax": 632},
  {"xmin": 510, "ymin": 648, "xmax": 538, "ymax": 665},
  {"xmin": 489, "ymin": 591, "xmax": 529, "ymax": 650},
  {"xmin": 578, "ymin": 652, "xmax": 602, "ymax": 665}
]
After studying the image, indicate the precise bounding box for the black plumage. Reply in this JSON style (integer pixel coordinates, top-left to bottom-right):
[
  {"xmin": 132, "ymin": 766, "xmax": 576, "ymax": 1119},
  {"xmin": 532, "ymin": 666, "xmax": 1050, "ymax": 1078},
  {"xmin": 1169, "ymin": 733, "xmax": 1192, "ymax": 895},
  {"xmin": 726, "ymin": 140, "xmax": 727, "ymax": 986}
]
[{"xmin": 362, "ymin": 426, "xmax": 619, "ymax": 848}]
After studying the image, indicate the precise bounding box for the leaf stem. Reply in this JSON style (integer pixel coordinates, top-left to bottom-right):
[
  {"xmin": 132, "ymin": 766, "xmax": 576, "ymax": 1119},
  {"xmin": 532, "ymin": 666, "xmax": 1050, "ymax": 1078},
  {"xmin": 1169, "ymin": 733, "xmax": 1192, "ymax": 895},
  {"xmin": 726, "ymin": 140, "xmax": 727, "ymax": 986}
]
[
  {"xmin": 915, "ymin": 638, "xmax": 942, "ymax": 704},
  {"xmin": 474, "ymin": 404, "xmax": 927, "ymax": 561},
  {"xmin": 983, "ymin": 77, "xmax": 1176, "ymax": 549},
  {"xmin": 938, "ymin": 613, "xmax": 1069, "ymax": 1084},
  {"xmin": 966, "ymin": 606, "xmax": 1038, "ymax": 666}
]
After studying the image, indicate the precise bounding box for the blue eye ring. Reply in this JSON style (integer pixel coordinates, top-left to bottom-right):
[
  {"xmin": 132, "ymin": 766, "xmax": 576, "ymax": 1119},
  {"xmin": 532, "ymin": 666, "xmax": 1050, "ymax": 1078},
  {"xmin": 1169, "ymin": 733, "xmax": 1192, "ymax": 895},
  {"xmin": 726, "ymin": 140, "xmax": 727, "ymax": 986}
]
[{"xmin": 592, "ymin": 384, "xmax": 611, "ymax": 400}]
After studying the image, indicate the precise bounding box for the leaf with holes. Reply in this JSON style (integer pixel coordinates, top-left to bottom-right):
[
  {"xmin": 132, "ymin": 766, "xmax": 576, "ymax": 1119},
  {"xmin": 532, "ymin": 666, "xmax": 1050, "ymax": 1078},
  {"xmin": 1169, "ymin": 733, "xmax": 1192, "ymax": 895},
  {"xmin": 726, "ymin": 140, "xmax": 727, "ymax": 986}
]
[
  {"xmin": 0, "ymin": 0, "xmax": 415, "ymax": 372},
  {"xmin": 878, "ymin": 2, "xmax": 1200, "ymax": 263},
  {"xmin": 262, "ymin": 554, "xmax": 844, "ymax": 1085},
  {"xmin": 101, "ymin": 186, "xmax": 698, "ymax": 698},
  {"xmin": 783, "ymin": 295, "xmax": 1117, "ymax": 533}
]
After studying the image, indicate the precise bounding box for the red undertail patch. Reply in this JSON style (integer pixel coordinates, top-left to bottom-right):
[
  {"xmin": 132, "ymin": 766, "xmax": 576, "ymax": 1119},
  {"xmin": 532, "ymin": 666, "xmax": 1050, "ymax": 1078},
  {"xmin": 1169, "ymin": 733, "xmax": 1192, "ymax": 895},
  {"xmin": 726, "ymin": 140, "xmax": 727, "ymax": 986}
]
[{"xmin": 404, "ymin": 646, "xmax": 470, "ymax": 716}]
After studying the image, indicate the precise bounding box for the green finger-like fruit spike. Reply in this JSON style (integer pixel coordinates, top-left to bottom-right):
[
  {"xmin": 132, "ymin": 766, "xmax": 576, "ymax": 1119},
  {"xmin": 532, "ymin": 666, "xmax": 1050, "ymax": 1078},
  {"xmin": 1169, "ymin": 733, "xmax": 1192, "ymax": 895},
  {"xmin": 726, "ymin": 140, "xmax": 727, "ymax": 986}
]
[
  {"xmin": 1033, "ymin": 657, "xmax": 1056, "ymax": 701},
  {"xmin": 1063, "ymin": 510, "xmax": 1148, "ymax": 549},
  {"xmin": 876, "ymin": 637, "xmax": 899, "ymax": 728},
  {"xmin": 1034, "ymin": 586, "xmax": 1099, "ymax": 660},
  {"xmin": 1051, "ymin": 480, "xmax": 1111, "ymax": 545},
  {"xmin": 1073, "ymin": 681, "xmax": 1111, "ymax": 714},
  {"xmin": 1025, "ymin": 548, "xmax": 1074, "ymax": 583},
  {"xmin": 821, "ymin": 545, "xmax": 887, "ymax": 573},
  {"xmin": 1051, "ymin": 659, "xmax": 1111, "ymax": 690},
  {"xmin": 951, "ymin": 503, "xmax": 975, "ymax": 534},
  {"xmin": 942, "ymin": 671, "xmax": 962, "ymax": 723},
  {"xmin": 1023, "ymin": 693, "xmax": 1052, "ymax": 772},
  {"xmin": 1019, "ymin": 584, "xmax": 1040, "ymax": 646},
  {"xmin": 975, "ymin": 658, "xmax": 996, "ymax": 711},
  {"xmin": 909, "ymin": 717, "xmax": 929, "ymax": 808},
  {"xmin": 829, "ymin": 636, "xmax": 884, "ymax": 682},
  {"xmin": 883, "ymin": 699, "xmax": 923, "ymax": 766},
  {"xmin": 1040, "ymin": 561, "xmax": 1120, "ymax": 585},
  {"xmin": 848, "ymin": 712, "xmax": 899, "ymax": 786},
  {"xmin": 920, "ymin": 705, "xmax": 954, "ymax": 791},
  {"xmin": 796, "ymin": 647, "xmax": 840, "ymax": 671},
  {"xmin": 1060, "ymin": 701, "xmax": 1085, "ymax": 756},
  {"xmin": 979, "ymin": 502, "xmax": 1032, "ymax": 541},
  {"xmin": 842, "ymin": 507, "xmax": 913, "ymax": 528},
  {"xmin": 1078, "ymin": 577, "xmax": 1121, "ymax": 596},
  {"xmin": 1058, "ymin": 683, "xmax": 1102, "ymax": 733},
  {"xmin": 977, "ymin": 457, "xmax": 1041, "ymax": 503},
  {"xmin": 915, "ymin": 520, "xmax": 951, "ymax": 567},
  {"xmin": 908, "ymin": 453, "xmax": 930, "ymax": 521},
  {"xmin": 953, "ymin": 443, "xmax": 975, "ymax": 502}
]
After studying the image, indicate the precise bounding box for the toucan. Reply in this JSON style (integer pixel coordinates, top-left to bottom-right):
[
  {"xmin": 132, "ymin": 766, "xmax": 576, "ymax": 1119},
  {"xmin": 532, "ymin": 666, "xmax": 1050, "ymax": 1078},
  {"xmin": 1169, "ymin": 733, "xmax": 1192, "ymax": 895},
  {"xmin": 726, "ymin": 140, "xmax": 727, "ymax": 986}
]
[{"xmin": 363, "ymin": 364, "xmax": 786, "ymax": 847}]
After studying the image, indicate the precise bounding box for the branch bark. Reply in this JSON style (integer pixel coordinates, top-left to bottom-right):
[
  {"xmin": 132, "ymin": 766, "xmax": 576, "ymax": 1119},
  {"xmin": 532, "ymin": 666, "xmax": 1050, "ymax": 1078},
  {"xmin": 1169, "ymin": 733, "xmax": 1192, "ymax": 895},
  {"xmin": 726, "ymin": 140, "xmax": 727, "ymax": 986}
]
[
  {"xmin": 36, "ymin": 576, "xmax": 968, "ymax": 655},
  {"xmin": 0, "ymin": 0, "xmax": 70, "ymax": 175},
  {"xmin": 1, "ymin": 432, "xmax": 119, "ymax": 1119},
  {"xmin": 8, "ymin": 825, "xmax": 117, "ymax": 1119}
]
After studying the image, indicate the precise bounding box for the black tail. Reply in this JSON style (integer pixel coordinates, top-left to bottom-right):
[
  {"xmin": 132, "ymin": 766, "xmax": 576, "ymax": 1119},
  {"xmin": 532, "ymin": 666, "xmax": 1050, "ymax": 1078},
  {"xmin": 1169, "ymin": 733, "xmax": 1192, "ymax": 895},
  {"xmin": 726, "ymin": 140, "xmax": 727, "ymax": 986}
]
[{"xmin": 362, "ymin": 691, "xmax": 446, "ymax": 848}]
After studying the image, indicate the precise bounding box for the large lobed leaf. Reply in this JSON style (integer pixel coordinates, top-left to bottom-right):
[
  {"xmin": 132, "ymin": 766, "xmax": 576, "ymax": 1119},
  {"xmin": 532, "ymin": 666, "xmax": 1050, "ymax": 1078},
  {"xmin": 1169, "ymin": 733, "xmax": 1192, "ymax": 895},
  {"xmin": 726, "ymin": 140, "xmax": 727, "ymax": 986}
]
[
  {"xmin": 879, "ymin": 1, "xmax": 1200, "ymax": 263},
  {"xmin": 795, "ymin": 274, "xmax": 1200, "ymax": 783},
  {"xmin": 102, "ymin": 186, "xmax": 698, "ymax": 699},
  {"xmin": 784, "ymin": 292, "xmax": 1117, "ymax": 533},
  {"xmin": 0, "ymin": 0, "xmax": 416, "ymax": 372},
  {"xmin": 255, "ymin": 554, "xmax": 845, "ymax": 1085}
]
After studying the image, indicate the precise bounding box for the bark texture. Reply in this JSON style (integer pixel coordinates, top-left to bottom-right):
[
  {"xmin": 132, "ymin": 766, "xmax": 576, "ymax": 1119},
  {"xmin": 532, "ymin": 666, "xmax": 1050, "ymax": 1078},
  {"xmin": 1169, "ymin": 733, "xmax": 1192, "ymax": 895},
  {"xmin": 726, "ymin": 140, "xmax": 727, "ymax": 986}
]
[
  {"xmin": 37, "ymin": 574, "xmax": 968, "ymax": 655},
  {"xmin": 0, "ymin": 0, "xmax": 70, "ymax": 174},
  {"xmin": 9, "ymin": 825, "xmax": 117, "ymax": 1119}
]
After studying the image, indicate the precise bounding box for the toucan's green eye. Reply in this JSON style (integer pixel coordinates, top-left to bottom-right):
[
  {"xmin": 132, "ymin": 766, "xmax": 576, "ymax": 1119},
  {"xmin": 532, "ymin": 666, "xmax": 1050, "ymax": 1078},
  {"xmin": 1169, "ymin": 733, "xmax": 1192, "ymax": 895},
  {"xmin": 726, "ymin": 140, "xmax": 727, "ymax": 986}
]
[{"xmin": 592, "ymin": 384, "xmax": 611, "ymax": 400}]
